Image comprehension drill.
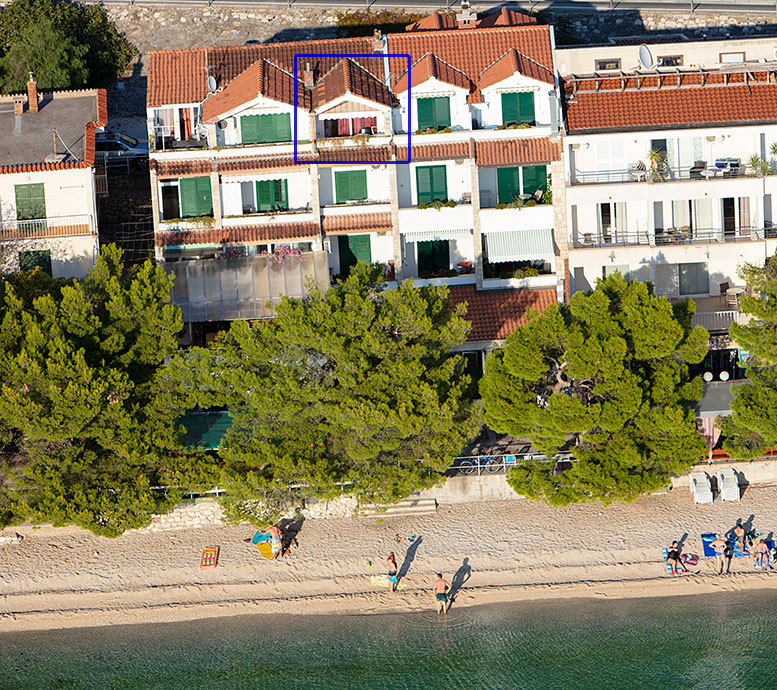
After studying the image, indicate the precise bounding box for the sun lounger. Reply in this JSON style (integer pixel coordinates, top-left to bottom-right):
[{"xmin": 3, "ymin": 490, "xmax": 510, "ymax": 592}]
[
  {"xmin": 690, "ymin": 472, "xmax": 713, "ymax": 504},
  {"xmin": 717, "ymin": 468, "xmax": 740, "ymax": 502}
]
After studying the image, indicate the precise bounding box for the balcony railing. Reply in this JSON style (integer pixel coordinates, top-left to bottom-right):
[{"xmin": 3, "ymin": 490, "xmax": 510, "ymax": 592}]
[
  {"xmin": 571, "ymin": 163, "xmax": 753, "ymax": 186},
  {"xmin": 692, "ymin": 311, "xmax": 742, "ymax": 333},
  {"xmin": 572, "ymin": 226, "xmax": 775, "ymax": 248},
  {"xmin": 0, "ymin": 214, "xmax": 95, "ymax": 241}
]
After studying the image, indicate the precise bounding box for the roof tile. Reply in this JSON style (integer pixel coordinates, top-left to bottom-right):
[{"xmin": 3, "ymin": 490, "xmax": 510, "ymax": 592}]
[
  {"xmin": 448, "ymin": 285, "xmax": 557, "ymax": 341},
  {"xmin": 394, "ymin": 53, "xmax": 472, "ymax": 93},
  {"xmin": 156, "ymin": 221, "xmax": 319, "ymax": 246},
  {"xmin": 313, "ymin": 59, "xmax": 396, "ymax": 108},
  {"xmin": 475, "ymin": 137, "xmax": 560, "ymax": 166},
  {"xmin": 322, "ymin": 212, "xmax": 392, "ymax": 234},
  {"xmin": 151, "ymin": 158, "xmax": 214, "ymax": 177},
  {"xmin": 396, "ymin": 141, "xmax": 470, "ymax": 161},
  {"xmin": 478, "ymin": 48, "xmax": 554, "ymax": 90}
]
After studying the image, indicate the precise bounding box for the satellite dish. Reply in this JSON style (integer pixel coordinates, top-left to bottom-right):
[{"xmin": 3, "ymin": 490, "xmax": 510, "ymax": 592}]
[
  {"xmin": 207, "ymin": 76, "xmax": 217, "ymax": 93},
  {"xmin": 638, "ymin": 45, "xmax": 654, "ymax": 70}
]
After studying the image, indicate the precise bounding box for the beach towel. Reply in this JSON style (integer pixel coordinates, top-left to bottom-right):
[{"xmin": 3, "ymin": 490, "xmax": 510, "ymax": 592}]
[
  {"xmin": 256, "ymin": 542, "xmax": 274, "ymax": 559},
  {"xmin": 729, "ymin": 535, "xmax": 749, "ymax": 558},
  {"xmin": 200, "ymin": 547, "xmax": 219, "ymax": 569},
  {"xmin": 251, "ymin": 530, "xmax": 271, "ymax": 545},
  {"xmin": 662, "ymin": 548, "xmax": 680, "ymax": 575},
  {"xmin": 701, "ymin": 533, "xmax": 718, "ymax": 558}
]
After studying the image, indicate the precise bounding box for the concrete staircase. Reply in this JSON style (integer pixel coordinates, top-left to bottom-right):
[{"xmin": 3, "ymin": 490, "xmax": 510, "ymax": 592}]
[{"xmin": 359, "ymin": 496, "xmax": 438, "ymax": 518}]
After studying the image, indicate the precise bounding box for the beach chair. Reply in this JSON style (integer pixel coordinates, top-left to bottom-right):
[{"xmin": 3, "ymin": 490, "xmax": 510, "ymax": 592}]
[
  {"xmin": 717, "ymin": 468, "xmax": 740, "ymax": 502},
  {"xmin": 690, "ymin": 472, "xmax": 713, "ymax": 504}
]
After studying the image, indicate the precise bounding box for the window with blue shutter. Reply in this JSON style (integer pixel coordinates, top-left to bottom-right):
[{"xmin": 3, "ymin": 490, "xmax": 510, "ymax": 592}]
[
  {"xmin": 416, "ymin": 165, "xmax": 447, "ymax": 205},
  {"xmin": 416, "ymin": 97, "xmax": 451, "ymax": 130},
  {"xmin": 334, "ymin": 171, "xmax": 368, "ymax": 204}
]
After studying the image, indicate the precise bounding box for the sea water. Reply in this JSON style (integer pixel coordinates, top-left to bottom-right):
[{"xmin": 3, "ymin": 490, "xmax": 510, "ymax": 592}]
[{"xmin": 0, "ymin": 590, "xmax": 774, "ymax": 689}]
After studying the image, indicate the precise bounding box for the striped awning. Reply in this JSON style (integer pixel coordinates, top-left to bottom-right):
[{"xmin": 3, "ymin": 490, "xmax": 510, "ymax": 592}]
[
  {"xmin": 402, "ymin": 228, "xmax": 472, "ymax": 243},
  {"xmin": 483, "ymin": 228, "xmax": 554, "ymax": 263}
]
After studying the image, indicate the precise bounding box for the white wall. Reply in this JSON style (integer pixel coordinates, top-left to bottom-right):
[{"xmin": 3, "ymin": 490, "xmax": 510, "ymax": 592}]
[
  {"xmin": 395, "ymin": 79, "xmax": 470, "ymax": 133},
  {"xmin": 327, "ymin": 231, "xmax": 395, "ymax": 275},
  {"xmin": 318, "ymin": 165, "xmax": 391, "ymax": 206},
  {"xmin": 479, "ymin": 75, "xmax": 555, "ymax": 129},
  {"xmin": 220, "ymin": 171, "xmax": 311, "ymax": 216},
  {"xmin": 397, "ymin": 159, "xmax": 471, "ymax": 207},
  {"xmin": 0, "ymin": 168, "xmax": 95, "ymax": 222},
  {"xmin": 211, "ymin": 98, "xmax": 310, "ymax": 146},
  {"xmin": 1, "ymin": 235, "xmax": 98, "ymax": 278}
]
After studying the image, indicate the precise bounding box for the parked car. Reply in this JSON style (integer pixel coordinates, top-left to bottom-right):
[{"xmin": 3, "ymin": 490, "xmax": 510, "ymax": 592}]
[{"xmin": 94, "ymin": 131, "xmax": 149, "ymax": 166}]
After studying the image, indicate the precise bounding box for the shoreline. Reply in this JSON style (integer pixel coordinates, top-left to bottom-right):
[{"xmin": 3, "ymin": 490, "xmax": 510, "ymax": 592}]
[{"xmin": 3, "ymin": 567, "xmax": 777, "ymax": 633}]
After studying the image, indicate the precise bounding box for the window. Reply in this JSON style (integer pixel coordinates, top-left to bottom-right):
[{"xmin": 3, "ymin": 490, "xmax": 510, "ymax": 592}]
[
  {"xmin": 19, "ymin": 249, "xmax": 52, "ymax": 275},
  {"xmin": 657, "ymin": 55, "xmax": 683, "ymax": 67},
  {"xmin": 416, "ymin": 239, "xmax": 450, "ymax": 275},
  {"xmin": 256, "ymin": 179, "xmax": 288, "ymax": 212},
  {"xmin": 161, "ymin": 185, "xmax": 180, "ymax": 220},
  {"xmin": 179, "ymin": 177, "xmax": 213, "ymax": 217},
  {"xmin": 522, "ymin": 165, "xmax": 547, "ymax": 196},
  {"xmin": 719, "ymin": 52, "xmax": 745, "ymax": 64},
  {"xmin": 338, "ymin": 234, "xmax": 371, "ymax": 275},
  {"xmin": 416, "ymin": 165, "xmax": 447, "ymax": 205},
  {"xmin": 501, "ymin": 92, "xmax": 535, "ymax": 126},
  {"xmin": 603, "ymin": 264, "xmax": 630, "ymax": 281},
  {"xmin": 679, "ymin": 262, "xmax": 709, "ymax": 295},
  {"xmin": 334, "ymin": 170, "xmax": 368, "ymax": 204},
  {"xmin": 595, "ymin": 58, "xmax": 621, "ymax": 71},
  {"xmin": 416, "ymin": 97, "xmax": 450, "ymax": 130},
  {"xmin": 497, "ymin": 167, "xmax": 520, "ymax": 204},
  {"xmin": 15, "ymin": 183, "xmax": 46, "ymax": 220},
  {"xmin": 240, "ymin": 113, "xmax": 292, "ymax": 144},
  {"xmin": 598, "ymin": 202, "xmax": 627, "ymax": 241}
]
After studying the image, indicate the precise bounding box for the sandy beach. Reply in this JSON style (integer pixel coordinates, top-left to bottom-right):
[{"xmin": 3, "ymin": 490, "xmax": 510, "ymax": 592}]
[{"xmin": 3, "ymin": 485, "xmax": 777, "ymax": 633}]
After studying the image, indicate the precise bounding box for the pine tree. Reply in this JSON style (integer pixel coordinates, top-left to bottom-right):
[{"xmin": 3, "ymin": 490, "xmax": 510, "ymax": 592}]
[{"xmin": 481, "ymin": 274, "xmax": 709, "ymax": 506}]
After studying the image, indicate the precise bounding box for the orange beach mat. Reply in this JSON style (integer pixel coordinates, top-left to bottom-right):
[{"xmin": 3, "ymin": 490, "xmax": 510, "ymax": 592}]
[{"xmin": 200, "ymin": 547, "xmax": 219, "ymax": 569}]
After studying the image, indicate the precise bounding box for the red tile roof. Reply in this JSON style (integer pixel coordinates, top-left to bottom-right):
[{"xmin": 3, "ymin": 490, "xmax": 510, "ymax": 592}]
[
  {"xmin": 202, "ymin": 59, "xmax": 309, "ymax": 123},
  {"xmin": 394, "ymin": 53, "xmax": 472, "ymax": 93},
  {"xmin": 405, "ymin": 11, "xmax": 457, "ymax": 32},
  {"xmin": 313, "ymin": 59, "xmax": 396, "ymax": 108},
  {"xmin": 322, "ymin": 212, "xmax": 392, "ymax": 234},
  {"xmin": 156, "ymin": 221, "xmax": 319, "ymax": 246},
  {"xmin": 448, "ymin": 285, "xmax": 557, "ymax": 341},
  {"xmin": 478, "ymin": 48, "xmax": 554, "ymax": 90},
  {"xmin": 396, "ymin": 141, "xmax": 470, "ymax": 161},
  {"xmin": 564, "ymin": 70, "xmax": 777, "ymax": 132},
  {"xmin": 475, "ymin": 137, "xmax": 560, "ymax": 166},
  {"xmin": 388, "ymin": 25, "xmax": 554, "ymax": 102},
  {"xmin": 151, "ymin": 158, "xmax": 214, "ymax": 178},
  {"xmin": 405, "ymin": 8, "xmax": 537, "ymax": 32},
  {"xmin": 148, "ymin": 38, "xmax": 377, "ymax": 107}
]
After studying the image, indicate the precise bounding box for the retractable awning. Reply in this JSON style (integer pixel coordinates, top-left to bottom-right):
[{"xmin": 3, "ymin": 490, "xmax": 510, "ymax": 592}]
[
  {"xmin": 483, "ymin": 228, "xmax": 554, "ymax": 263},
  {"xmin": 402, "ymin": 229, "xmax": 472, "ymax": 243}
]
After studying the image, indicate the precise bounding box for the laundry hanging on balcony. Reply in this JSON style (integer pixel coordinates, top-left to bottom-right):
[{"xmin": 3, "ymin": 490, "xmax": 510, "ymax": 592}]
[
  {"xmin": 482, "ymin": 228, "xmax": 554, "ymax": 263},
  {"xmin": 402, "ymin": 229, "xmax": 472, "ymax": 243}
]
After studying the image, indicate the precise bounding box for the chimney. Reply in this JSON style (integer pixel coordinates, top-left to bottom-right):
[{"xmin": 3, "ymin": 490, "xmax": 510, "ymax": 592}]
[
  {"xmin": 456, "ymin": 0, "xmax": 477, "ymax": 29},
  {"xmin": 13, "ymin": 96, "xmax": 24, "ymax": 115},
  {"xmin": 303, "ymin": 62, "xmax": 314, "ymax": 89},
  {"xmin": 27, "ymin": 73, "xmax": 38, "ymax": 113},
  {"xmin": 371, "ymin": 28, "xmax": 383, "ymax": 52}
]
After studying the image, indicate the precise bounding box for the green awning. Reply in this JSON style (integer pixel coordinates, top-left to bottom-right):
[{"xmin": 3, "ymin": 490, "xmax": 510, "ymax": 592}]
[{"xmin": 181, "ymin": 411, "xmax": 232, "ymax": 450}]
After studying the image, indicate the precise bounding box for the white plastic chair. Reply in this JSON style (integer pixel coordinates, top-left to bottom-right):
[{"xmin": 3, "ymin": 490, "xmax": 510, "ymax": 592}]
[
  {"xmin": 690, "ymin": 471, "xmax": 713, "ymax": 505},
  {"xmin": 717, "ymin": 468, "xmax": 740, "ymax": 503}
]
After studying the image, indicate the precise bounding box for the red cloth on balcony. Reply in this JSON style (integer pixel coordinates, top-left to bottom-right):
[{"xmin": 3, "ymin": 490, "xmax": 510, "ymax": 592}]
[
  {"xmin": 352, "ymin": 117, "xmax": 377, "ymax": 134},
  {"xmin": 337, "ymin": 118, "xmax": 351, "ymax": 136}
]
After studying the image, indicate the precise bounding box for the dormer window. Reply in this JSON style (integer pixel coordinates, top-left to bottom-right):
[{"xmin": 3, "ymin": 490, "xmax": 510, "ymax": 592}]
[
  {"xmin": 501, "ymin": 92, "xmax": 535, "ymax": 127},
  {"xmin": 417, "ymin": 97, "xmax": 451, "ymax": 130},
  {"xmin": 240, "ymin": 113, "xmax": 292, "ymax": 144}
]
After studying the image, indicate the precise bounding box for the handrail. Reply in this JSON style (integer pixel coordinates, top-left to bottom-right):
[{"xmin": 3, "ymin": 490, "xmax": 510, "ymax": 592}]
[
  {"xmin": 573, "ymin": 226, "xmax": 767, "ymax": 248},
  {"xmin": 0, "ymin": 214, "xmax": 94, "ymax": 240}
]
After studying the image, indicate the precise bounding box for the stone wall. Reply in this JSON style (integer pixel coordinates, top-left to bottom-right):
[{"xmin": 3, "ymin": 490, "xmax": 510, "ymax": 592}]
[{"xmin": 128, "ymin": 500, "xmax": 225, "ymax": 533}]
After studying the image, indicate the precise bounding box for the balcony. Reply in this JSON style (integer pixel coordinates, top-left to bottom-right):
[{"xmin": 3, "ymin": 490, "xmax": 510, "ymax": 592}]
[
  {"xmin": 0, "ymin": 214, "xmax": 95, "ymax": 240},
  {"xmin": 571, "ymin": 161, "xmax": 754, "ymax": 187},
  {"xmin": 479, "ymin": 204, "xmax": 554, "ymax": 232},
  {"xmin": 572, "ymin": 226, "xmax": 776, "ymax": 249},
  {"xmin": 223, "ymin": 210, "xmax": 316, "ymax": 228}
]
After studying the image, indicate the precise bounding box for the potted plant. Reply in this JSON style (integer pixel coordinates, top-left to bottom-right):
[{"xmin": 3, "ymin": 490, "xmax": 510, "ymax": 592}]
[{"xmin": 646, "ymin": 147, "xmax": 666, "ymax": 182}]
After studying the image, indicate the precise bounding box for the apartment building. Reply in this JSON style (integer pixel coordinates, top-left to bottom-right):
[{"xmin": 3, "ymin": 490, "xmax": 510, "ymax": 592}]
[
  {"xmin": 0, "ymin": 79, "xmax": 105, "ymax": 278},
  {"xmin": 558, "ymin": 35, "xmax": 777, "ymax": 341},
  {"xmin": 145, "ymin": 8, "xmax": 565, "ymax": 351}
]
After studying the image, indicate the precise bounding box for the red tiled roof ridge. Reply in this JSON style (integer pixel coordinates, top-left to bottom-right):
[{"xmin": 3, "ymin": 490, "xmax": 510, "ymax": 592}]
[
  {"xmin": 480, "ymin": 47, "xmax": 550, "ymax": 80},
  {"xmin": 394, "ymin": 52, "xmax": 472, "ymax": 92},
  {"xmin": 394, "ymin": 23, "xmax": 550, "ymax": 40}
]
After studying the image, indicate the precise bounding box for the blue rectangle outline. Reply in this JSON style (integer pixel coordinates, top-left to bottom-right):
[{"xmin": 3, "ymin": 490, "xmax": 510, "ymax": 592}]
[{"xmin": 293, "ymin": 53, "xmax": 412, "ymax": 165}]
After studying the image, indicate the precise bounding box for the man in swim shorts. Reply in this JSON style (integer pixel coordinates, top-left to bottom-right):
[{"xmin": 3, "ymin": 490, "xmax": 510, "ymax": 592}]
[
  {"xmin": 387, "ymin": 552, "xmax": 398, "ymax": 592},
  {"xmin": 268, "ymin": 524, "xmax": 284, "ymax": 559},
  {"xmin": 433, "ymin": 573, "xmax": 450, "ymax": 615},
  {"xmin": 710, "ymin": 536, "xmax": 727, "ymax": 575}
]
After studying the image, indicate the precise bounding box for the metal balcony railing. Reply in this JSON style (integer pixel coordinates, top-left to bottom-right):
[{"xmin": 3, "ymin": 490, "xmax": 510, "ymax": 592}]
[
  {"xmin": 0, "ymin": 214, "xmax": 94, "ymax": 240},
  {"xmin": 572, "ymin": 226, "xmax": 769, "ymax": 248}
]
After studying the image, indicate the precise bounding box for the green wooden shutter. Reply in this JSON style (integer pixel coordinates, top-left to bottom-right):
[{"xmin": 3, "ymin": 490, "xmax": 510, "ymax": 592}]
[
  {"xmin": 350, "ymin": 172, "xmax": 367, "ymax": 201},
  {"xmin": 195, "ymin": 177, "xmax": 213, "ymax": 216},
  {"xmin": 501, "ymin": 93, "xmax": 519, "ymax": 126},
  {"xmin": 416, "ymin": 165, "xmax": 447, "ymax": 204},
  {"xmin": 179, "ymin": 178, "xmax": 198, "ymax": 217},
  {"xmin": 274, "ymin": 179, "xmax": 289, "ymax": 210},
  {"xmin": 433, "ymin": 97, "xmax": 450, "ymax": 128},
  {"xmin": 417, "ymin": 98, "xmax": 433, "ymax": 130},
  {"xmin": 240, "ymin": 115, "xmax": 259, "ymax": 144},
  {"xmin": 256, "ymin": 180, "xmax": 273, "ymax": 211},
  {"xmin": 15, "ymin": 183, "xmax": 46, "ymax": 220},
  {"xmin": 274, "ymin": 114, "xmax": 291, "ymax": 142},
  {"xmin": 522, "ymin": 165, "xmax": 547, "ymax": 196},
  {"xmin": 417, "ymin": 240, "xmax": 449, "ymax": 274},
  {"xmin": 348, "ymin": 234, "xmax": 371, "ymax": 265},
  {"xmin": 497, "ymin": 167, "xmax": 521, "ymax": 204},
  {"xmin": 335, "ymin": 171, "xmax": 351, "ymax": 204},
  {"xmin": 518, "ymin": 92, "xmax": 536, "ymax": 125},
  {"xmin": 335, "ymin": 171, "xmax": 367, "ymax": 203}
]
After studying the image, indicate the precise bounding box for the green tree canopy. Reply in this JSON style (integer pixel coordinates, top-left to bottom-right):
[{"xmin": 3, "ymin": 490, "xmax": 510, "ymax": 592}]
[
  {"xmin": 0, "ymin": 246, "xmax": 188, "ymax": 536},
  {"xmin": 721, "ymin": 254, "xmax": 777, "ymax": 458},
  {"xmin": 0, "ymin": 0, "xmax": 136, "ymax": 92},
  {"xmin": 174, "ymin": 264, "xmax": 482, "ymax": 511},
  {"xmin": 481, "ymin": 274, "xmax": 709, "ymax": 506}
]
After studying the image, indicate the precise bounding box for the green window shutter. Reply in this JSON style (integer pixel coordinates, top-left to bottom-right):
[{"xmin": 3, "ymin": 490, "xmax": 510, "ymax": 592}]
[
  {"xmin": 274, "ymin": 114, "xmax": 291, "ymax": 142},
  {"xmin": 518, "ymin": 92, "xmax": 535, "ymax": 125},
  {"xmin": 417, "ymin": 240, "xmax": 450, "ymax": 274},
  {"xmin": 240, "ymin": 115, "xmax": 259, "ymax": 144},
  {"xmin": 497, "ymin": 167, "xmax": 520, "ymax": 204},
  {"xmin": 434, "ymin": 97, "xmax": 450, "ymax": 128},
  {"xmin": 522, "ymin": 165, "xmax": 547, "ymax": 196},
  {"xmin": 416, "ymin": 165, "xmax": 447, "ymax": 204},
  {"xmin": 274, "ymin": 179, "xmax": 289, "ymax": 210},
  {"xmin": 15, "ymin": 183, "xmax": 46, "ymax": 220},
  {"xmin": 195, "ymin": 177, "xmax": 213, "ymax": 216},
  {"xmin": 501, "ymin": 93, "xmax": 519, "ymax": 126},
  {"xmin": 256, "ymin": 180, "xmax": 273, "ymax": 212},
  {"xmin": 18, "ymin": 249, "xmax": 51, "ymax": 275},
  {"xmin": 179, "ymin": 178, "xmax": 198, "ymax": 217},
  {"xmin": 417, "ymin": 98, "xmax": 433, "ymax": 130},
  {"xmin": 349, "ymin": 234, "xmax": 371, "ymax": 265},
  {"xmin": 335, "ymin": 171, "xmax": 367, "ymax": 203}
]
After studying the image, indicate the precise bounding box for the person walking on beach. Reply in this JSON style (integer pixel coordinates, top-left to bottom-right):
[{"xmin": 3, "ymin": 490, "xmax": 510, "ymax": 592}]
[
  {"xmin": 433, "ymin": 573, "xmax": 450, "ymax": 615},
  {"xmin": 710, "ymin": 536, "xmax": 727, "ymax": 574},
  {"xmin": 268, "ymin": 524, "xmax": 285, "ymax": 559},
  {"xmin": 387, "ymin": 552, "xmax": 398, "ymax": 592}
]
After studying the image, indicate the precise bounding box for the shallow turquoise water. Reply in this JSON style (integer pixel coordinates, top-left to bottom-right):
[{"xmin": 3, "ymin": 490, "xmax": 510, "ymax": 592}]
[{"xmin": 1, "ymin": 591, "xmax": 775, "ymax": 689}]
